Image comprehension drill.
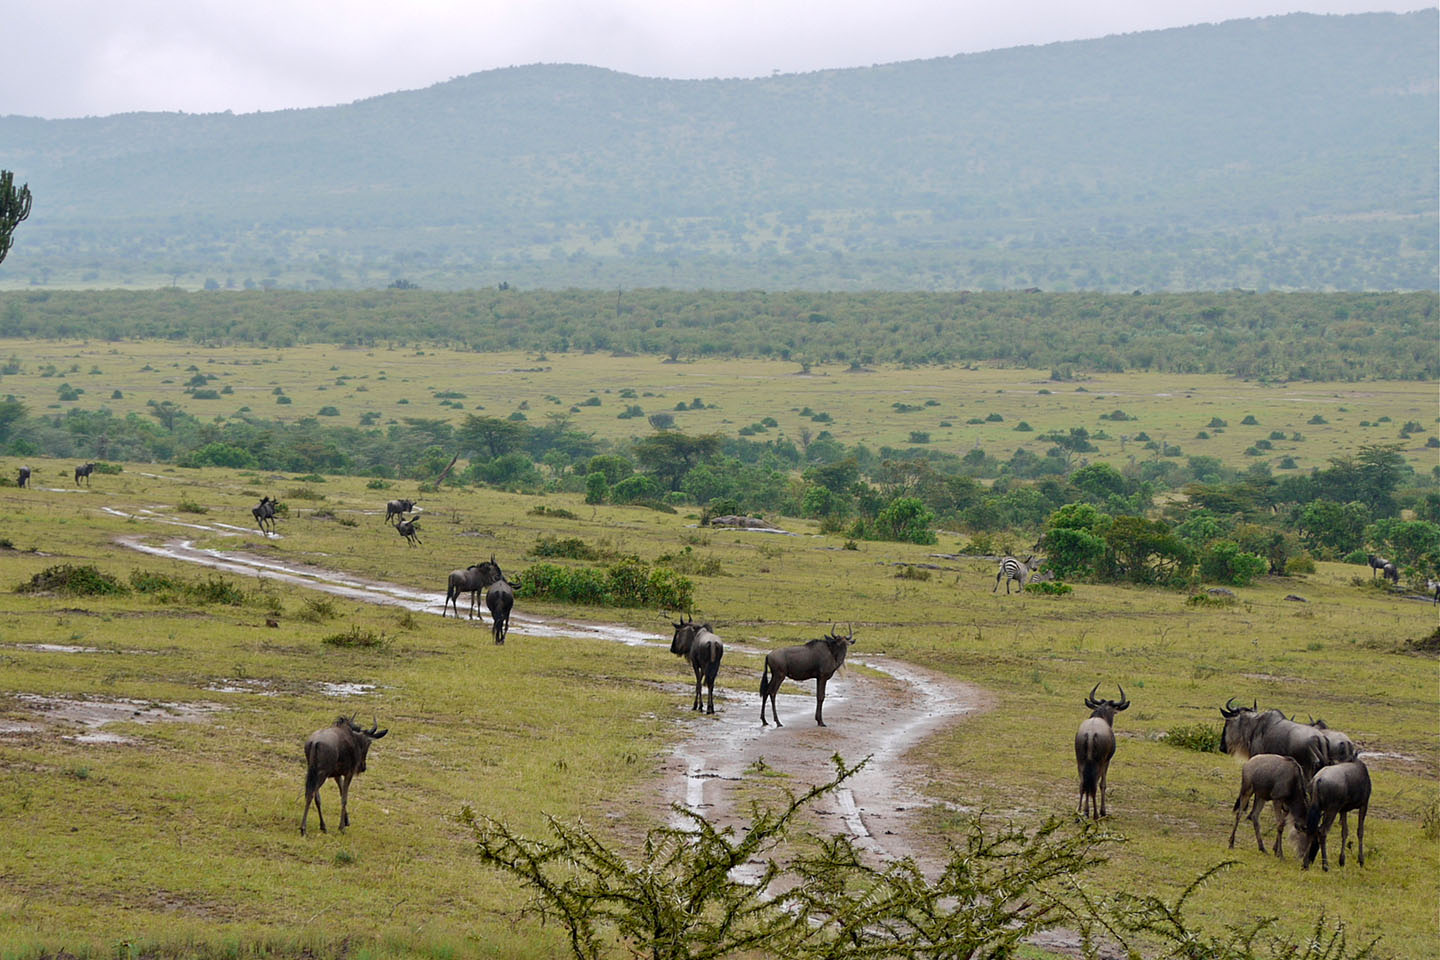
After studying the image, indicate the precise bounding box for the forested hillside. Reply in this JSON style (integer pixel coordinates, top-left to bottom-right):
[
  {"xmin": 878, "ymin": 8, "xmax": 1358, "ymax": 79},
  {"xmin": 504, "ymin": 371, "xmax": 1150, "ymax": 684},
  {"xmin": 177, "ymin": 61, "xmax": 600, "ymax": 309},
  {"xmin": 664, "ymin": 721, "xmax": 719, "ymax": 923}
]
[
  {"xmin": 0, "ymin": 11, "xmax": 1434, "ymax": 292},
  {"xmin": 1, "ymin": 288, "xmax": 1434, "ymax": 380}
]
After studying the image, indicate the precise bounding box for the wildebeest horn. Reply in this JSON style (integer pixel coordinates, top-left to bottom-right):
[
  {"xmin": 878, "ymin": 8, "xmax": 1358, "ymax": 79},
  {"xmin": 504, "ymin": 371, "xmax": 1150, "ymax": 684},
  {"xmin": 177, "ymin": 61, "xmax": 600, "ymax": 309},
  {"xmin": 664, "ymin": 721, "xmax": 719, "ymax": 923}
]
[
  {"xmin": 1115, "ymin": 684, "xmax": 1129, "ymax": 710},
  {"xmin": 367, "ymin": 716, "xmax": 379, "ymax": 735},
  {"xmin": 847, "ymin": 622, "xmax": 854, "ymax": 641},
  {"xmin": 1085, "ymin": 682, "xmax": 1100, "ymax": 708},
  {"xmin": 1220, "ymin": 696, "xmax": 1240, "ymax": 718}
]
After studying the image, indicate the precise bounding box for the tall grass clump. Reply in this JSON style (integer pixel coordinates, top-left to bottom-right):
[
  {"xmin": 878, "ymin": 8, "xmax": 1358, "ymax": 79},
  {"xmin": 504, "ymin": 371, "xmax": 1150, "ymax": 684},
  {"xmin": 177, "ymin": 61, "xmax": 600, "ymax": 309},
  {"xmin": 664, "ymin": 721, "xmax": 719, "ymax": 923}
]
[
  {"xmin": 520, "ymin": 557, "xmax": 693, "ymax": 610},
  {"xmin": 1163, "ymin": 723, "xmax": 1223, "ymax": 753},
  {"xmin": 322, "ymin": 625, "xmax": 391, "ymax": 649},
  {"xmin": 17, "ymin": 564, "xmax": 128, "ymax": 596},
  {"xmin": 130, "ymin": 570, "xmax": 247, "ymax": 605}
]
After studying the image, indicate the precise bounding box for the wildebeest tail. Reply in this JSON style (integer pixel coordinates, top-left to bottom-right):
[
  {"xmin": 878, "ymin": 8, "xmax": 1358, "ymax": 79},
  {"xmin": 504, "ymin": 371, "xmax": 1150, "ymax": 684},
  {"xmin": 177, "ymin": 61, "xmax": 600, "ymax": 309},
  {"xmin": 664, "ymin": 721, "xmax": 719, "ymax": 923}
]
[
  {"xmin": 760, "ymin": 657, "xmax": 771, "ymax": 698},
  {"xmin": 1080, "ymin": 757, "xmax": 1099, "ymax": 798},
  {"xmin": 703, "ymin": 644, "xmax": 723, "ymax": 687},
  {"xmin": 304, "ymin": 745, "xmax": 325, "ymax": 796}
]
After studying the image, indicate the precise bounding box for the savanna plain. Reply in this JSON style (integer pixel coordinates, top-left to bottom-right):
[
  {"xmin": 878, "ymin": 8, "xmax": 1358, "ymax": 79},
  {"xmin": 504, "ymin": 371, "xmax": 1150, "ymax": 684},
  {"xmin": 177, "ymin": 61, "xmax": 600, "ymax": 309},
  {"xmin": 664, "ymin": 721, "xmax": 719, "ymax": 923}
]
[{"xmin": 0, "ymin": 343, "xmax": 1436, "ymax": 959}]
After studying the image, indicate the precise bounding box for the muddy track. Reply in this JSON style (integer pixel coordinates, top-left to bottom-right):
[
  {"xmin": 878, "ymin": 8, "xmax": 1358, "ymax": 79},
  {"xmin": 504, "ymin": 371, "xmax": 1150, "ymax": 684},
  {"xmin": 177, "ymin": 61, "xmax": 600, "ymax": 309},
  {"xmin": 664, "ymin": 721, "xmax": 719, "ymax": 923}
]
[{"xmin": 109, "ymin": 509, "xmax": 991, "ymax": 868}]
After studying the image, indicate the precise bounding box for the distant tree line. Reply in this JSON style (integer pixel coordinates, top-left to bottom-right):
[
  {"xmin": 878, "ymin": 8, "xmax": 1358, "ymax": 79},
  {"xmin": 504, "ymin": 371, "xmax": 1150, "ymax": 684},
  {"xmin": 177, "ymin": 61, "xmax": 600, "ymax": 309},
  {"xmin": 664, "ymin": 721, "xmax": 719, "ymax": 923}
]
[{"xmin": 1, "ymin": 289, "xmax": 1435, "ymax": 379}]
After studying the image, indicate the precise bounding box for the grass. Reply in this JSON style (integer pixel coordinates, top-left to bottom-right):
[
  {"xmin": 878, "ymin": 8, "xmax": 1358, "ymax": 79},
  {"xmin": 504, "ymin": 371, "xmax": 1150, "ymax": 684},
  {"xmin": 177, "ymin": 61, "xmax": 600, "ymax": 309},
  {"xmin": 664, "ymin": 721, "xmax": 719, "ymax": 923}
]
[{"xmin": 0, "ymin": 345, "xmax": 1435, "ymax": 956}]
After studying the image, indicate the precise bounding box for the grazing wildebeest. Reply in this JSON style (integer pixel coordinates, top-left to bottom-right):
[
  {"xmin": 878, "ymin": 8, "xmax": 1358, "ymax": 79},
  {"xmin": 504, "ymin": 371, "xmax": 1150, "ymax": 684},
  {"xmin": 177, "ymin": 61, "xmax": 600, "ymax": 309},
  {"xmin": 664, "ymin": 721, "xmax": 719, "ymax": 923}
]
[
  {"xmin": 252, "ymin": 495, "xmax": 279, "ymax": 535},
  {"xmin": 1366, "ymin": 553, "xmax": 1389, "ymax": 579},
  {"xmin": 1301, "ymin": 760, "xmax": 1371, "ymax": 871},
  {"xmin": 74, "ymin": 462, "xmax": 96, "ymax": 486},
  {"xmin": 670, "ymin": 615, "xmax": 724, "ymax": 715},
  {"xmin": 300, "ymin": 716, "xmax": 388, "ymax": 836},
  {"xmin": 1219, "ymin": 698, "xmax": 1327, "ymax": 778},
  {"xmin": 476, "ymin": 558, "xmax": 514, "ymax": 644},
  {"xmin": 1380, "ymin": 561, "xmax": 1400, "ymax": 585},
  {"xmin": 1307, "ymin": 717, "xmax": 1359, "ymax": 765},
  {"xmin": 759, "ymin": 624, "xmax": 856, "ymax": 727},
  {"xmin": 384, "ymin": 498, "xmax": 418, "ymax": 524},
  {"xmin": 1229, "ymin": 754, "xmax": 1308, "ymax": 858},
  {"xmin": 993, "ymin": 555, "xmax": 1039, "ymax": 594},
  {"xmin": 1074, "ymin": 683, "xmax": 1129, "ymax": 820},
  {"xmin": 443, "ymin": 563, "xmax": 487, "ymax": 619},
  {"xmin": 393, "ymin": 516, "xmax": 421, "ymax": 546},
  {"xmin": 16, "ymin": 465, "xmax": 29, "ymax": 488}
]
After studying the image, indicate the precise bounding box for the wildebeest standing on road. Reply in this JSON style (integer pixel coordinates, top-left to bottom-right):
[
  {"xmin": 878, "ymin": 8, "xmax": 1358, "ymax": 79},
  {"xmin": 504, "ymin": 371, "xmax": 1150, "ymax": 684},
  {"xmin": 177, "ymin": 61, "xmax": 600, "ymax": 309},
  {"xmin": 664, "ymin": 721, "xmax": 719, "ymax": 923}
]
[
  {"xmin": 443, "ymin": 564, "xmax": 486, "ymax": 619},
  {"xmin": 1301, "ymin": 760, "xmax": 1371, "ymax": 871},
  {"xmin": 1075, "ymin": 683, "xmax": 1128, "ymax": 819},
  {"xmin": 760, "ymin": 624, "xmax": 856, "ymax": 727},
  {"xmin": 1219, "ymin": 698, "xmax": 1327, "ymax": 778},
  {"xmin": 476, "ymin": 558, "xmax": 515, "ymax": 644},
  {"xmin": 670, "ymin": 615, "xmax": 724, "ymax": 714},
  {"xmin": 301, "ymin": 716, "xmax": 389, "ymax": 836}
]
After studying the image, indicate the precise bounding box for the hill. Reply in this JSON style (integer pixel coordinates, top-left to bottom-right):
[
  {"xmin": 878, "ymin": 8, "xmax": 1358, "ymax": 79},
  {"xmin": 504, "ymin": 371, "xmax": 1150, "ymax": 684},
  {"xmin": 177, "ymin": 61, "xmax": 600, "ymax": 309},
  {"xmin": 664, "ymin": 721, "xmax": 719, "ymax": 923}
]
[{"xmin": 0, "ymin": 10, "xmax": 1435, "ymax": 292}]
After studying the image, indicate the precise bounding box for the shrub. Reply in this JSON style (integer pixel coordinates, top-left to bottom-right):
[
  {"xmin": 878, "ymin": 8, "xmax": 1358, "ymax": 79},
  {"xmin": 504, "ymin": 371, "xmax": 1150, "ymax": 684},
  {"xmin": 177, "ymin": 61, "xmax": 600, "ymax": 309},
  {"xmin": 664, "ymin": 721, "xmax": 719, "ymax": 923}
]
[
  {"xmin": 1240, "ymin": 414, "xmax": 1259, "ymax": 425},
  {"xmin": 176, "ymin": 497, "xmax": 209, "ymax": 514},
  {"xmin": 297, "ymin": 595, "xmax": 339, "ymax": 622},
  {"xmin": 285, "ymin": 486, "xmax": 326, "ymax": 500},
  {"xmin": 519, "ymin": 557, "xmax": 693, "ymax": 610},
  {"xmin": 18, "ymin": 564, "xmax": 128, "ymax": 596},
  {"xmin": 1013, "ymin": 422, "xmax": 1032, "ymax": 432},
  {"xmin": 1164, "ymin": 723, "xmax": 1222, "ymax": 753},
  {"xmin": 1024, "ymin": 580, "xmax": 1073, "ymax": 595},
  {"xmin": 1285, "ymin": 553, "xmax": 1317, "ymax": 574},
  {"xmin": 907, "ymin": 431, "xmax": 931, "ymax": 444},
  {"xmin": 317, "ymin": 405, "xmax": 340, "ymax": 416},
  {"xmin": 657, "ymin": 546, "xmax": 725, "ymax": 577},
  {"xmin": 528, "ymin": 505, "xmax": 579, "ymax": 520},
  {"xmin": 531, "ymin": 536, "xmax": 602, "ymax": 561},
  {"xmin": 1308, "ymin": 414, "xmax": 1327, "ymax": 424},
  {"xmin": 611, "ymin": 474, "xmax": 662, "ymax": 504},
  {"xmin": 585, "ymin": 472, "xmax": 609, "ymax": 504},
  {"xmin": 366, "ymin": 479, "xmax": 392, "ymax": 489},
  {"xmin": 1207, "ymin": 417, "xmax": 1228, "ymax": 428},
  {"xmin": 895, "ymin": 566, "xmax": 931, "ymax": 581},
  {"xmin": 1200, "ymin": 540, "xmax": 1269, "ymax": 586},
  {"xmin": 276, "ymin": 395, "xmax": 293, "ymax": 404},
  {"xmin": 984, "ymin": 412, "xmax": 1004, "ymax": 422},
  {"xmin": 322, "ymin": 625, "xmax": 391, "ymax": 649}
]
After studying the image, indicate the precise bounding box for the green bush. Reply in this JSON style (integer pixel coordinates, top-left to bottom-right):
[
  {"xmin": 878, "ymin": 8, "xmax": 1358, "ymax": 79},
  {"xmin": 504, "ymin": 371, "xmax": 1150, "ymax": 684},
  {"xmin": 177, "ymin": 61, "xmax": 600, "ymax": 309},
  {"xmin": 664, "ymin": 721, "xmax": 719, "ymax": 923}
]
[
  {"xmin": 1164, "ymin": 723, "xmax": 1223, "ymax": 753},
  {"xmin": 1024, "ymin": 580, "xmax": 1073, "ymax": 595},
  {"xmin": 1200, "ymin": 540, "xmax": 1269, "ymax": 586},
  {"xmin": 519, "ymin": 557, "xmax": 693, "ymax": 610},
  {"xmin": 531, "ymin": 536, "xmax": 602, "ymax": 561},
  {"xmin": 322, "ymin": 625, "xmax": 391, "ymax": 649},
  {"xmin": 17, "ymin": 564, "xmax": 127, "ymax": 596}
]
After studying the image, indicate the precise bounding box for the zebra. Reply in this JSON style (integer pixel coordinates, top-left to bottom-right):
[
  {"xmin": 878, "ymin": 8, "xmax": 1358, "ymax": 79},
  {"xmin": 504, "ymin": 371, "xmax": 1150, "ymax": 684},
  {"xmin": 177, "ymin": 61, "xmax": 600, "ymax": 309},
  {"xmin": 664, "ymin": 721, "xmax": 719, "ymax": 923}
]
[{"xmin": 993, "ymin": 555, "xmax": 1040, "ymax": 595}]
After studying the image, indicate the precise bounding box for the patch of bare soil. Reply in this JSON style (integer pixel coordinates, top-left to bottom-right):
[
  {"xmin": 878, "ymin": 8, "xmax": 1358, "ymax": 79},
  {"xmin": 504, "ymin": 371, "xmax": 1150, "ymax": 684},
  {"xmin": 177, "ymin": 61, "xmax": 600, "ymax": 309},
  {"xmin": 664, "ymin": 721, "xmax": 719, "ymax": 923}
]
[{"xmin": 4, "ymin": 694, "xmax": 222, "ymax": 744}]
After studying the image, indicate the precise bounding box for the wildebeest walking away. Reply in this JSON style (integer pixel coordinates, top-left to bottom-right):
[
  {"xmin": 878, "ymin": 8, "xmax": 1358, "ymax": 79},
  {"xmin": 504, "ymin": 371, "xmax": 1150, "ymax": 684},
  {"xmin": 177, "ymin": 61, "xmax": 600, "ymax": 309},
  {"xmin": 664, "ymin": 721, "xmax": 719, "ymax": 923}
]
[
  {"xmin": 1219, "ymin": 698, "xmax": 1327, "ymax": 777},
  {"xmin": 252, "ymin": 495, "xmax": 279, "ymax": 535},
  {"xmin": 1306, "ymin": 716, "xmax": 1359, "ymax": 765},
  {"xmin": 15, "ymin": 465, "xmax": 28, "ymax": 488},
  {"xmin": 393, "ymin": 516, "xmax": 421, "ymax": 546},
  {"xmin": 1229, "ymin": 754, "xmax": 1308, "ymax": 858},
  {"xmin": 74, "ymin": 462, "xmax": 96, "ymax": 486},
  {"xmin": 476, "ymin": 558, "xmax": 515, "ymax": 644},
  {"xmin": 993, "ymin": 555, "xmax": 1039, "ymax": 594},
  {"xmin": 384, "ymin": 498, "xmax": 418, "ymax": 524},
  {"xmin": 300, "ymin": 716, "xmax": 388, "ymax": 836},
  {"xmin": 1075, "ymin": 683, "xmax": 1128, "ymax": 819},
  {"xmin": 443, "ymin": 563, "xmax": 487, "ymax": 619},
  {"xmin": 760, "ymin": 624, "xmax": 855, "ymax": 727},
  {"xmin": 1301, "ymin": 759, "xmax": 1370, "ymax": 871},
  {"xmin": 670, "ymin": 615, "xmax": 724, "ymax": 714}
]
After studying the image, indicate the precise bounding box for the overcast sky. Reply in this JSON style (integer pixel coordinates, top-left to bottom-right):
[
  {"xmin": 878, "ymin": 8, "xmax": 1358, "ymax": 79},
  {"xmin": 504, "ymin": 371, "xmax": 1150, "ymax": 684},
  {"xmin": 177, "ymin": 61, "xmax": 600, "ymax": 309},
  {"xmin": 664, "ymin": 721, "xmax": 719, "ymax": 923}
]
[{"xmin": 4, "ymin": 1, "xmax": 1424, "ymax": 118}]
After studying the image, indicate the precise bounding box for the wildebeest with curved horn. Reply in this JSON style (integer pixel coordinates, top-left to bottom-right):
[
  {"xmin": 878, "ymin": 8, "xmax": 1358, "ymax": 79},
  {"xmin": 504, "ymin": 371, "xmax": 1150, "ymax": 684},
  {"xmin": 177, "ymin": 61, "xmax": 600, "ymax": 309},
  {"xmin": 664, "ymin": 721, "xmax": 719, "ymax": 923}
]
[
  {"xmin": 384, "ymin": 498, "xmax": 418, "ymax": 524},
  {"xmin": 300, "ymin": 716, "xmax": 388, "ymax": 836},
  {"xmin": 16, "ymin": 465, "xmax": 29, "ymax": 488},
  {"xmin": 252, "ymin": 495, "xmax": 279, "ymax": 535},
  {"xmin": 760, "ymin": 624, "xmax": 856, "ymax": 727},
  {"xmin": 443, "ymin": 563, "xmax": 486, "ymax": 619},
  {"xmin": 393, "ymin": 516, "xmax": 421, "ymax": 546},
  {"xmin": 1301, "ymin": 759, "xmax": 1370, "ymax": 871},
  {"xmin": 1229, "ymin": 754, "xmax": 1308, "ymax": 858},
  {"xmin": 74, "ymin": 462, "xmax": 96, "ymax": 486},
  {"xmin": 1219, "ymin": 698, "xmax": 1327, "ymax": 778},
  {"xmin": 670, "ymin": 615, "xmax": 724, "ymax": 715},
  {"xmin": 1075, "ymin": 683, "xmax": 1129, "ymax": 819},
  {"xmin": 476, "ymin": 558, "xmax": 515, "ymax": 644}
]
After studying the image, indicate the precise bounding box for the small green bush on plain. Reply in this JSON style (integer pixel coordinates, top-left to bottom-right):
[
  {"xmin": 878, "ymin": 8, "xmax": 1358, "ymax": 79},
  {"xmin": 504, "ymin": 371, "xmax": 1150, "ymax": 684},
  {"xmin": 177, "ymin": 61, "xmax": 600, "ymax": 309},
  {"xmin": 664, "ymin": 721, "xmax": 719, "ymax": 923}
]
[
  {"xmin": 17, "ymin": 564, "xmax": 128, "ymax": 596},
  {"xmin": 322, "ymin": 625, "xmax": 390, "ymax": 649},
  {"xmin": 1024, "ymin": 580, "xmax": 1072, "ymax": 595},
  {"xmin": 1164, "ymin": 723, "xmax": 1223, "ymax": 753}
]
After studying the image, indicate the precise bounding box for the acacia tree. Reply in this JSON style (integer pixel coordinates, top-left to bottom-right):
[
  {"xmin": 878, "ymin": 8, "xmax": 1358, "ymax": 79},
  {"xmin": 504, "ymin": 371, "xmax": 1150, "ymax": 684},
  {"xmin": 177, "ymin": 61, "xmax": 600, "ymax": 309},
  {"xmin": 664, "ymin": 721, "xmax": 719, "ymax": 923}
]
[{"xmin": 0, "ymin": 171, "xmax": 32, "ymax": 265}]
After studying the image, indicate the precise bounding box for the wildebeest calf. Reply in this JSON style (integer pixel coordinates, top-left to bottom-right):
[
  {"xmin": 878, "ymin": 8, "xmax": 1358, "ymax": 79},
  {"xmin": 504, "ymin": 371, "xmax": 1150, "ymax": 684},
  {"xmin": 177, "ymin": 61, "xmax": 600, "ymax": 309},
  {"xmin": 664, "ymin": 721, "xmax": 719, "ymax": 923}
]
[
  {"xmin": 301, "ymin": 716, "xmax": 388, "ymax": 835},
  {"xmin": 393, "ymin": 516, "xmax": 421, "ymax": 546},
  {"xmin": 670, "ymin": 615, "xmax": 724, "ymax": 714},
  {"xmin": 1229, "ymin": 754, "xmax": 1308, "ymax": 858},
  {"xmin": 1075, "ymin": 683, "xmax": 1128, "ymax": 820},
  {"xmin": 1301, "ymin": 760, "xmax": 1370, "ymax": 871}
]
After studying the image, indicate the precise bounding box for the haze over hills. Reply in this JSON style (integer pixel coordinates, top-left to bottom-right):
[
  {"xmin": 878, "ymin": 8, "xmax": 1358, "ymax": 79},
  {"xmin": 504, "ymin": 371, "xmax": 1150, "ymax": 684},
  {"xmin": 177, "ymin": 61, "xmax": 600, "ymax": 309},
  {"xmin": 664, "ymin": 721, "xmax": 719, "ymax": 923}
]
[{"xmin": 0, "ymin": 10, "xmax": 1435, "ymax": 292}]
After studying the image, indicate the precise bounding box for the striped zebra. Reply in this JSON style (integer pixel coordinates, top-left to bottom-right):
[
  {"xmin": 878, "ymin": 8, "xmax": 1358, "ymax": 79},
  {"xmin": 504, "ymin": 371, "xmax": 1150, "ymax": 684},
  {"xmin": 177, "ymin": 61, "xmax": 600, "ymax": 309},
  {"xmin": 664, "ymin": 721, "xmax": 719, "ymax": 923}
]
[{"xmin": 993, "ymin": 555, "xmax": 1039, "ymax": 595}]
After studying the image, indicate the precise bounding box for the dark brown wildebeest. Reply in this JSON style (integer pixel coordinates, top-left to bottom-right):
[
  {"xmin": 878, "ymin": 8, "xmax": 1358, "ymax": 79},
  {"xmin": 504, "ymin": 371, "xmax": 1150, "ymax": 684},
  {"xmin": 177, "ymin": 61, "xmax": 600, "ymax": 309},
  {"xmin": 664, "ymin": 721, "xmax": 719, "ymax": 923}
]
[
  {"xmin": 1220, "ymin": 698, "xmax": 1327, "ymax": 778},
  {"xmin": 476, "ymin": 558, "xmax": 514, "ymax": 644},
  {"xmin": 252, "ymin": 495, "xmax": 278, "ymax": 535},
  {"xmin": 1075, "ymin": 683, "xmax": 1129, "ymax": 820},
  {"xmin": 1307, "ymin": 716, "xmax": 1359, "ymax": 765},
  {"xmin": 1301, "ymin": 760, "xmax": 1370, "ymax": 871},
  {"xmin": 759, "ymin": 624, "xmax": 856, "ymax": 727},
  {"xmin": 16, "ymin": 465, "xmax": 29, "ymax": 488},
  {"xmin": 993, "ymin": 555, "xmax": 1039, "ymax": 594},
  {"xmin": 443, "ymin": 564, "xmax": 486, "ymax": 619},
  {"xmin": 74, "ymin": 462, "xmax": 96, "ymax": 486},
  {"xmin": 393, "ymin": 516, "xmax": 421, "ymax": 546},
  {"xmin": 300, "ymin": 716, "xmax": 388, "ymax": 836},
  {"xmin": 1366, "ymin": 553, "xmax": 1389, "ymax": 579},
  {"xmin": 670, "ymin": 615, "xmax": 724, "ymax": 715},
  {"xmin": 1229, "ymin": 754, "xmax": 1308, "ymax": 858},
  {"xmin": 384, "ymin": 498, "xmax": 418, "ymax": 524}
]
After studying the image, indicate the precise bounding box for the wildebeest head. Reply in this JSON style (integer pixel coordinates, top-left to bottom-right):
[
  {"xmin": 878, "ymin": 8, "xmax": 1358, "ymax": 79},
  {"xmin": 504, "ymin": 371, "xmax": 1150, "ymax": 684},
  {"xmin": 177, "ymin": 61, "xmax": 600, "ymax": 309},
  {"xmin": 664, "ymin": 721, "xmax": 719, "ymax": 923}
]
[
  {"xmin": 343, "ymin": 716, "xmax": 389, "ymax": 772},
  {"xmin": 821, "ymin": 623, "xmax": 857, "ymax": 656},
  {"xmin": 1083, "ymin": 682, "xmax": 1130, "ymax": 723},
  {"xmin": 670, "ymin": 614, "xmax": 697, "ymax": 655},
  {"xmin": 476, "ymin": 557, "xmax": 505, "ymax": 586},
  {"xmin": 1219, "ymin": 697, "xmax": 1259, "ymax": 755}
]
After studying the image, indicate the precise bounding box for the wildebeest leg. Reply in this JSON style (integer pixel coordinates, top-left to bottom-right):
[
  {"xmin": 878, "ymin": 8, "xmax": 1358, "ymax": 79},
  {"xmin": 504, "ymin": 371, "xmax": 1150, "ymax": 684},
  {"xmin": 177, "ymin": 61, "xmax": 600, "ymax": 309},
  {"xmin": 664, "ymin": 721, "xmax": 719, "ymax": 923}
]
[
  {"xmin": 1337, "ymin": 810, "xmax": 1348, "ymax": 867},
  {"xmin": 691, "ymin": 663, "xmax": 703, "ymax": 711},
  {"xmin": 1098, "ymin": 760, "xmax": 1108, "ymax": 817},
  {"xmin": 1228, "ymin": 785, "xmax": 1251, "ymax": 847},
  {"xmin": 303, "ymin": 782, "xmax": 327, "ymax": 835},
  {"xmin": 339, "ymin": 773, "xmax": 352, "ymax": 829},
  {"xmin": 1271, "ymin": 801, "xmax": 1286, "ymax": 857},
  {"xmin": 1356, "ymin": 803, "xmax": 1366, "ymax": 866},
  {"xmin": 814, "ymin": 676, "xmax": 828, "ymax": 726},
  {"xmin": 1315, "ymin": 809, "xmax": 1338, "ymax": 871},
  {"xmin": 1251, "ymin": 799, "xmax": 1269, "ymax": 853}
]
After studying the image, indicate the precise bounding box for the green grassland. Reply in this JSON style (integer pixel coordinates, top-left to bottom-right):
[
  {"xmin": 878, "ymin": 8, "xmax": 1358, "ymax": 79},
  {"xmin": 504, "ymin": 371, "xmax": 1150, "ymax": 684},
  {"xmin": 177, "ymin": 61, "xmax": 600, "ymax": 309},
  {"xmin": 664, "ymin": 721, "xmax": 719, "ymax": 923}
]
[
  {"xmin": 1, "ymin": 340, "xmax": 1435, "ymax": 477},
  {"xmin": 0, "ymin": 455, "xmax": 1436, "ymax": 958}
]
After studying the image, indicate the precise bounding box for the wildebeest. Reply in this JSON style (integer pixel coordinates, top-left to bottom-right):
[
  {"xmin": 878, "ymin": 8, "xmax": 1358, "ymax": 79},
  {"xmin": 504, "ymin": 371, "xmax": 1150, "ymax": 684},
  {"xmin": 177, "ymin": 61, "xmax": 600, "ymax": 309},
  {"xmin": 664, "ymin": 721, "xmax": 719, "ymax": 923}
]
[
  {"xmin": 443, "ymin": 564, "xmax": 486, "ymax": 619},
  {"xmin": 1301, "ymin": 760, "xmax": 1371, "ymax": 871},
  {"xmin": 670, "ymin": 615, "xmax": 724, "ymax": 715},
  {"xmin": 1366, "ymin": 553, "xmax": 1389, "ymax": 578},
  {"xmin": 1307, "ymin": 717, "xmax": 1359, "ymax": 765},
  {"xmin": 1229, "ymin": 754, "xmax": 1308, "ymax": 858},
  {"xmin": 74, "ymin": 462, "xmax": 96, "ymax": 486},
  {"xmin": 16, "ymin": 465, "xmax": 29, "ymax": 488},
  {"xmin": 1219, "ymin": 698, "xmax": 1327, "ymax": 777},
  {"xmin": 1075, "ymin": 683, "xmax": 1129, "ymax": 820},
  {"xmin": 1428, "ymin": 578, "xmax": 1440, "ymax": 605},
  {"xmin": 252, "ymin": 495, "xmax": 279, "ymax": 535},
  {"xmin": 393, "ymin": 516, "xmax": 421, "ymax": 546},
  {"xmin": 300, "ymin": 716, "xmax": 388, "ymax": 836},
  {"xmin": 384, "ymin": 498, "xmax": 418, "ymax": 523},
  {"xmin": 759, "ymin": 624, "xmax": 856, "ymax": 727},
  {"xmin": 993, "ymin": 555, "xmax": 1039, "ymax": 594},
  {"xmin": 1381, "ymin": 561, "xmax": 1400, "ymax": 585},
  {"xmin": 476, "ymin": 558, "xmax": 514, "ymax": 644}
]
